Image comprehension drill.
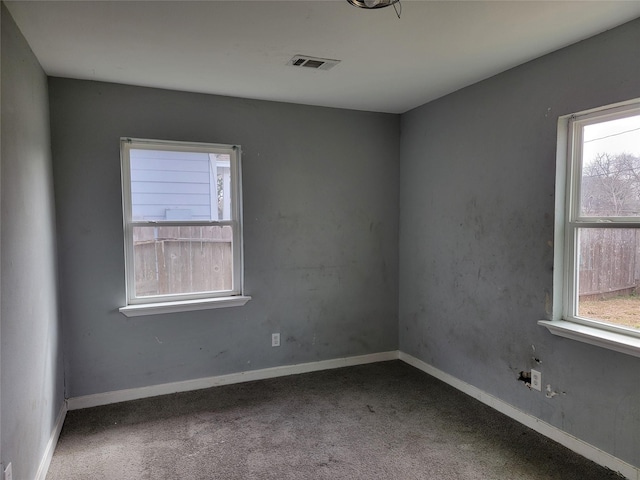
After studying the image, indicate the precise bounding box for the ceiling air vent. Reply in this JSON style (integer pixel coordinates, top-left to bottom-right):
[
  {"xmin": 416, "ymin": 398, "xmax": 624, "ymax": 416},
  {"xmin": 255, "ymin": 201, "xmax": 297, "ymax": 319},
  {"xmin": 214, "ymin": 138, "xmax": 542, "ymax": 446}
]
[{"xmin": 287, "ymin": 55, "xmax": 341, "ymax": 71}]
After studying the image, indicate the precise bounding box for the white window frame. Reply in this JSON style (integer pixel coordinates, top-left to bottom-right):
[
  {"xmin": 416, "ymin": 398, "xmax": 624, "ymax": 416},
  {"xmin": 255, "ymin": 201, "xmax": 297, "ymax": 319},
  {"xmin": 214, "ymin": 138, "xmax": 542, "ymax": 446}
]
[
  {"xmin": 118, "ymin": 138, "xmax": 250, "ymax": 317},
  {"xmin": 539, "ymin": 99, "xmax": 640, "ymax": 357}
]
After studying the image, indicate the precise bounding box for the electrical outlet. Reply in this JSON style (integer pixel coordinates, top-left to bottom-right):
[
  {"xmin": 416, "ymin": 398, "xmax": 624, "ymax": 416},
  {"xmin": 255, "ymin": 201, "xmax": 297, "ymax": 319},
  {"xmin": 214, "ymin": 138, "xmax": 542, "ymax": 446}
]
[
  {"xmin": 531, "ymin": 369, "xmax": 542, "ymax": 391},
  {"xmin": 271, "ymin": 333, "xmax": 280, "ymax": 347},
  {"xmin": 4, "ymin": 462, "xmax": 12, "ymax": 480}
]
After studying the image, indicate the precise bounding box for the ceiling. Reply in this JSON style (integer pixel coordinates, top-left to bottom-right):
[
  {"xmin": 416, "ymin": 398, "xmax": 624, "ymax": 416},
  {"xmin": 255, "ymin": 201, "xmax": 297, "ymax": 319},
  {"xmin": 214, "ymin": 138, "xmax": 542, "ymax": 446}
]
[{"xmin": 5, "ymin": 1, "xmax": 640, "ymax": 114}]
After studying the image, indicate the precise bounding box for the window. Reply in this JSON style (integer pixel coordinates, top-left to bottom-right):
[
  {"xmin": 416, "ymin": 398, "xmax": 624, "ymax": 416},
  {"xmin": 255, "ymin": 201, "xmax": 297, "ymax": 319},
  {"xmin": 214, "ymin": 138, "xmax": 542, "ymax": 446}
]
[
  {"xmin": 540, "ymin": 100, "xmax": 640, "ymax": 357},
  {"xmin": 119, "ymin": 138, "xmax": 249, "ymax": 316}
]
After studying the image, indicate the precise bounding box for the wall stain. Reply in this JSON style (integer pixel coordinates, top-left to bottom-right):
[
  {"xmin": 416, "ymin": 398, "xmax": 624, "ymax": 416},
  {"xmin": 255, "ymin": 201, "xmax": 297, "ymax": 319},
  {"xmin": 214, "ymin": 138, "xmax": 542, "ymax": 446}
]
[{"xmin": 544, "ymin": 291, "xmax": 552, "ymax": 316}]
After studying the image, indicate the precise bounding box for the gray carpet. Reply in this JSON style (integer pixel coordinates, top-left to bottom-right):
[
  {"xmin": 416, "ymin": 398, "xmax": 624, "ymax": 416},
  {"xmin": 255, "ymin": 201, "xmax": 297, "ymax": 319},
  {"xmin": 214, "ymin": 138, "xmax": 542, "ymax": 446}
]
[{"xmin": 47, "ymin": 361, "xmax": 621, "ymax": 479}]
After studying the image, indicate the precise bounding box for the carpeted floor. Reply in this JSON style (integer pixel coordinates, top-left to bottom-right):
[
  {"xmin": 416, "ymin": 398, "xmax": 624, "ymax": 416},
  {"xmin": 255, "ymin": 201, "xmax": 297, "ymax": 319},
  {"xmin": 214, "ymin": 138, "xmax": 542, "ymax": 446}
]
[{"xmin": 46, "ymin": 361, "xmax": 622, "ymax": 479}]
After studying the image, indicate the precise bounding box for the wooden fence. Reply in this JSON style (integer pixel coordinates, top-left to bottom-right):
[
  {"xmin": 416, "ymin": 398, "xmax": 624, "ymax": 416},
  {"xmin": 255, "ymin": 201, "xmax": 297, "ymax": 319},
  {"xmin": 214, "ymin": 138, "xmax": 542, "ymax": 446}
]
[
  {"xmin": 579, "ymin": 229, "xmax": 640, "ymax": 300},
  {"xmin": 133, "ymin": 226, "xmax": 232, "ymax": 297}
]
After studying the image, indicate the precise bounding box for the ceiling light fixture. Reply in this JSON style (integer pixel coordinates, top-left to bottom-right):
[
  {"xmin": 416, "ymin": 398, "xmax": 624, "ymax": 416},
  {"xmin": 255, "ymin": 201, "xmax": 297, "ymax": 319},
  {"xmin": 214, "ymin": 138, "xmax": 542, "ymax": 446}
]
[{"xmin": 347, "ymin": 0, "xmax": 401, "ymax": 18}]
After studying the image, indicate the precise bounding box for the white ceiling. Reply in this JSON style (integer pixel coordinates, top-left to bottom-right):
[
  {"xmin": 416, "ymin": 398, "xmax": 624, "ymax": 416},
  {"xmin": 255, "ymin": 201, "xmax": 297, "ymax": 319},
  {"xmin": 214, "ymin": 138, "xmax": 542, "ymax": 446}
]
[{"xmin": 5, "ymin": 1, "xmax": 640, "ymax": 114}]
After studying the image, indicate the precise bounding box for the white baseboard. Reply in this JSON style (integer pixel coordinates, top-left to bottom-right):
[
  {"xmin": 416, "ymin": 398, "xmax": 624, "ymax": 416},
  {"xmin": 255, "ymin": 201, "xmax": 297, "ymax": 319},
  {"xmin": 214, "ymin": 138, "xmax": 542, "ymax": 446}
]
[
  {"xmin": 35, "ymin": 401, "xmax": 67, "ymax": 480},
  {"xmin": 66, "ymin": 351, "xmax": 400, "ymax": 410},
  {"xmin": 398, "ymin": 352, "xmax": 639, "ymax": 480}
]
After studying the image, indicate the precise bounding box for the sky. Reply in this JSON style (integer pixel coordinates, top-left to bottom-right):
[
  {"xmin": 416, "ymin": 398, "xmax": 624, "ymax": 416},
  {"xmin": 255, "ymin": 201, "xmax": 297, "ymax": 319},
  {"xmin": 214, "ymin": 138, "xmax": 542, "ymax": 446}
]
[{"xmin": 582, "ymin": 114, "xmax": 640, "ymax": 164}]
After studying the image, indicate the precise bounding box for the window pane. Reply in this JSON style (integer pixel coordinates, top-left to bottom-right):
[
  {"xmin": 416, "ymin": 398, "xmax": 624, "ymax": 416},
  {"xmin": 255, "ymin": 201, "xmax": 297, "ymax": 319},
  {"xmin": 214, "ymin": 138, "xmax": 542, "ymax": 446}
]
[
  {"xmin": 213, "ymin": 154, "xmax": 232, "ymax": 221},
  {"xmin": 130, "ymin": 149, "xmax": 232, "ymax": 221},
  {"xmin": 133, "ymin": 225, "xmax": 233, "ymax": 297},
  {"xmin": 580, "ymin": 114, "xmax": 640, "ymax": 217},
  {"xmin": 577, "ymin": 228, "xmax": 640, "ymax": 330}
]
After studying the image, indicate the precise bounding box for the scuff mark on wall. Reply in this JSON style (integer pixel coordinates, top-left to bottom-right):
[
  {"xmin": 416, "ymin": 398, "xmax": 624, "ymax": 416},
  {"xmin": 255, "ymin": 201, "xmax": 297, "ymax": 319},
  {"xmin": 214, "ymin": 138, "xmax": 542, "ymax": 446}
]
[
  {"xmin": 545, "ymin": 384, "xmax": 565, "ymax": 399},
  {"xmin": 532, "ymin": 345, "xmax": 542, "ymax": 365},
  {"xmin": 544, "ymin": 291, "xmax": 552, "ymax": 316},
  {"xmin": 518, "ymin": 345, "xmax": 544, "ymax": 389},
  {"xmin": 518, "ymin": 371, "xmax": 532, "ymax": 388}
]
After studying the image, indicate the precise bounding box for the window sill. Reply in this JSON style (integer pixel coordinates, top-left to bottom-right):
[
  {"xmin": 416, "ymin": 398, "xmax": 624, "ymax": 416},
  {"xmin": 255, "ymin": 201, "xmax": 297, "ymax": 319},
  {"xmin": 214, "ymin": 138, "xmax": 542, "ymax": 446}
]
[
  {"xmin": 119, "ymin": 295, "xmax": 251, "ymax": 317},
  {"xmin": 538, "ymin": 320, "xmax": 640, "ymax": 358}
]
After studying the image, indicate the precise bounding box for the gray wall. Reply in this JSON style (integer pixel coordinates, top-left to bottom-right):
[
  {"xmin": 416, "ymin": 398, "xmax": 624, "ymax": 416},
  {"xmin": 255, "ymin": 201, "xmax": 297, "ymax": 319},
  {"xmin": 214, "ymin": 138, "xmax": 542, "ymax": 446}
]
[
  {"xmin": 399, "ymin": 18, "xmax": 640, "ymax": 467},
  {"xmin": 49, "ymin": 79, "xmax": 400, "ymax": 398},
  {"xmin": 1, "ymin": 4, "xmax": 64, "ymax": 479}
]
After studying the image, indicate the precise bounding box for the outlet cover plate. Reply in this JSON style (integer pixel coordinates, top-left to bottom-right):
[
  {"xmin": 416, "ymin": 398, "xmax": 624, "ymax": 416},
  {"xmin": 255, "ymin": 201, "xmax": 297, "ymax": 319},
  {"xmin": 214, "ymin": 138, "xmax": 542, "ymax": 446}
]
[{"xmin": 531, "ymin": 369, "xmax": 542, "ymax": 391}]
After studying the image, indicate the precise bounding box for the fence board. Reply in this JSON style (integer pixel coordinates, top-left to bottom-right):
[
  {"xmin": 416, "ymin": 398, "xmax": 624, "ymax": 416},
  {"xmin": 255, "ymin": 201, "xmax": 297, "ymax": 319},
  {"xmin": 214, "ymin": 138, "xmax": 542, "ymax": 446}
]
[
  {"xmin": 134, "ymin": 237, "xmax": 232, "ymax": 297},
  {"xmin": 579, "ymin": 228, "xmax": 638, "ymax": 298}
]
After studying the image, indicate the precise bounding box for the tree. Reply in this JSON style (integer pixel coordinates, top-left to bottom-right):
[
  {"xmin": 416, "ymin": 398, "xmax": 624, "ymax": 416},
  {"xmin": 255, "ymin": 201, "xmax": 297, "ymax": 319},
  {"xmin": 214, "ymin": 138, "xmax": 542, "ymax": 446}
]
[{"xmin": 581, "ymin": 153, "xmax": 640, "ymax": 216}]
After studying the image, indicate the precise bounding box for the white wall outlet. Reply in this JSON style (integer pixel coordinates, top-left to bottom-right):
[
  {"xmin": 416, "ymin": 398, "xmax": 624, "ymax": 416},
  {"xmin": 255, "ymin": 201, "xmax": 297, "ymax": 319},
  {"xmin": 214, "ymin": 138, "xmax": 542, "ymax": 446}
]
[
  {"xmin": 4, "ymin": 462, "xmax": 12, "ymax": 480},
  {"xmin": 271, "ymin": 333, "xmax": 280, "ymax": 347},
  {"xmin": 531, "ymin": 369, "xmax": 542, "ymax": 391}
]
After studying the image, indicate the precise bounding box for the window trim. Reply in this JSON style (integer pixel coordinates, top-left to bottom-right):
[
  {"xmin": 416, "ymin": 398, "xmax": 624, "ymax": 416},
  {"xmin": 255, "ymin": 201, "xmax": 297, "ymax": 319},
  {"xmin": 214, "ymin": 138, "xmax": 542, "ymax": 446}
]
[
  {"xmin": 540, "ymin": 99, "xmax": 640, "ymax": 357},
  {"xmin": 119, "ymin": 295, "xmax": 251, "ymax": 317},
  {"xmin": 119, "ymin": 138, "xmax": 249, "ymax": 316}
]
